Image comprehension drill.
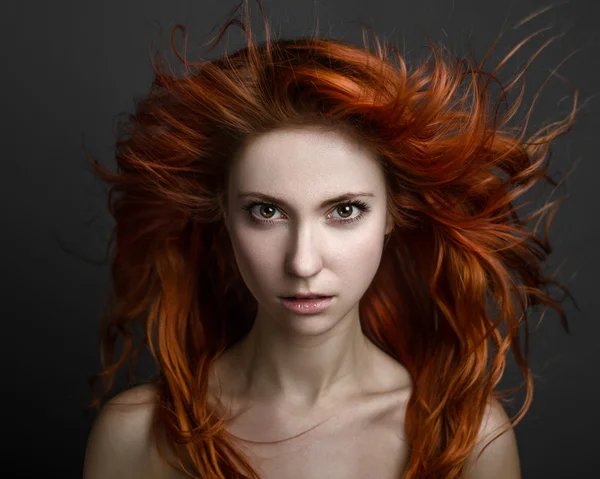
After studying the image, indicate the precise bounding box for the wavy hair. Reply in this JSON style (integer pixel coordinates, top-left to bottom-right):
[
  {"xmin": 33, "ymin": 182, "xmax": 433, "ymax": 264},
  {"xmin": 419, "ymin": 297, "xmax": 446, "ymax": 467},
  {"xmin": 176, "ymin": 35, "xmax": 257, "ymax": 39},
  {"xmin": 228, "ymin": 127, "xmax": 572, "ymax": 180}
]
[{"xmin": 85, "ymin": 1, "xmax": 581, "ymax": 477}]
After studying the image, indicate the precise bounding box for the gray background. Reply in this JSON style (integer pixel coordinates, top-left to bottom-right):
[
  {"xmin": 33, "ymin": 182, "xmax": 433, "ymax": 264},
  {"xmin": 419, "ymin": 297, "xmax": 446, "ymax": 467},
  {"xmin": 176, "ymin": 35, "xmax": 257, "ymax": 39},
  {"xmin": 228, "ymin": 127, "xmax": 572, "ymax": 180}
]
[{"xmin": 2, "ymin": 0, "xmax": 598, "ymax": 477}]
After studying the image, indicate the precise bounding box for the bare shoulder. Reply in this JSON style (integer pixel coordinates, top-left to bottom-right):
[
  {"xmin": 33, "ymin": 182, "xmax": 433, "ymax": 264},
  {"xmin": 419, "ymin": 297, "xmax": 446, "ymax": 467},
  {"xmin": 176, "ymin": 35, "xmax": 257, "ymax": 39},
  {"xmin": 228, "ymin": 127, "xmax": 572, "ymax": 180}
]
[
  {"xmin": 464, "ymin": 398, "xmax": 521, "ymax": 479},
  {"xmin": 83, "ymin": 383, "xmax": 165, "ymax": 479}
]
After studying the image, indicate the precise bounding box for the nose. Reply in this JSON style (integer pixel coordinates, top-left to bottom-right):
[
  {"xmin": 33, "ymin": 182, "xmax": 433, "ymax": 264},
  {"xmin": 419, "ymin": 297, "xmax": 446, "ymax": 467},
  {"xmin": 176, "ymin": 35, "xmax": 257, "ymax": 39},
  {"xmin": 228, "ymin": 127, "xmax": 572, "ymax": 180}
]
[{"xmin": 284, "ymin": 223, "xmax": 324, "ymax": 278}]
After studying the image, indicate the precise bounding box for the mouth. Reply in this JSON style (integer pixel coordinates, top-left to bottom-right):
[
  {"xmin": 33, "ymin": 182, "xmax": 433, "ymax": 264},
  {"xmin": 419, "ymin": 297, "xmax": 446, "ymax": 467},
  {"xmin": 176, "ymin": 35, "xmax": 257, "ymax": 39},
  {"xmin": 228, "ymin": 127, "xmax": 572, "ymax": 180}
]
[
  {"xmin": 281, "ymin": 296, "xmax": 332, "ymax": 300},
  {"xmin": 279, "ymin": 295, "xmax": 335, "ymax": 314}
]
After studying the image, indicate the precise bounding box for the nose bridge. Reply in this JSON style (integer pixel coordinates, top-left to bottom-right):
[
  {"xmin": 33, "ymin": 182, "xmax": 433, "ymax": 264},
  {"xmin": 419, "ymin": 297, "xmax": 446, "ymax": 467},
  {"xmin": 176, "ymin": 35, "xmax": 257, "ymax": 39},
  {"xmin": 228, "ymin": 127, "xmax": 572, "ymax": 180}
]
[{"xmin": 285, "ymin": 220, "xmax": 323, "ymax": 277}]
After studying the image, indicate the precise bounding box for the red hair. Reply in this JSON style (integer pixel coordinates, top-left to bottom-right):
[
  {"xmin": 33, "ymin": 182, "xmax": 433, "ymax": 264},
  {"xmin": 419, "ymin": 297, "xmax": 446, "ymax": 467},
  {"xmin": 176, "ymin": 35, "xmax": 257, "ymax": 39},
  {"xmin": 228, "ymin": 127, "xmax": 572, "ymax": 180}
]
[{"xmin": 86, "ymin": 1, "xmax": 581, "ymax": 477}]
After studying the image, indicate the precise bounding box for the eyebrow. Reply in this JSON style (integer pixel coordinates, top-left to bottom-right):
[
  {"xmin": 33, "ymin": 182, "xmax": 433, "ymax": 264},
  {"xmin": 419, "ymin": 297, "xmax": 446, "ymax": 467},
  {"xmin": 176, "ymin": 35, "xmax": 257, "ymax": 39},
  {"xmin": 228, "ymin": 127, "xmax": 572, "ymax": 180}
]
[{"xmin": 237, "ymin": 191, "xmax": 375, "ymax": 209}]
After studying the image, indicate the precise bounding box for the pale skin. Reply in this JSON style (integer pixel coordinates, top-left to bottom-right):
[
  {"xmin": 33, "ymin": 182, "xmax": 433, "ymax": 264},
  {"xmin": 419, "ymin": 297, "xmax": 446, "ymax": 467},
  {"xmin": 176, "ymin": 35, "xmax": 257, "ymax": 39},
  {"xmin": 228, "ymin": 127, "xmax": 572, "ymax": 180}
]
[
  {"xmin": 83, "ymin": 126, "xmax": 521, "ymax": 478},
  {"xmin": 217, "ymin": 124, "xmax": 397, "ymax": 413}
]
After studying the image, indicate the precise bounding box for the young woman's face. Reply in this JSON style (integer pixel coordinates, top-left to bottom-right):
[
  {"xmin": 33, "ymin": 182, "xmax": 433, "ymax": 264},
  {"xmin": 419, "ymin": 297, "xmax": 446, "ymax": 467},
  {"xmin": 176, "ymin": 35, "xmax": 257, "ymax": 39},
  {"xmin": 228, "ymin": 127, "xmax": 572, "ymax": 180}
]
[{"xmin": 224, "ymin": 125, "xmax": 393, "ymax": 336}]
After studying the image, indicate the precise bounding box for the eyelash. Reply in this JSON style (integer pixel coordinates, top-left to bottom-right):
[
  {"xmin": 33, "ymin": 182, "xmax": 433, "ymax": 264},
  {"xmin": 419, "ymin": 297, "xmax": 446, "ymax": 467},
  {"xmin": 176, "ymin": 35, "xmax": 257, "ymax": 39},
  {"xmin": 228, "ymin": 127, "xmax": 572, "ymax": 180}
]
[{"xmin": 241, "ymin": 200, "xmax": 371, "ymax": 226}]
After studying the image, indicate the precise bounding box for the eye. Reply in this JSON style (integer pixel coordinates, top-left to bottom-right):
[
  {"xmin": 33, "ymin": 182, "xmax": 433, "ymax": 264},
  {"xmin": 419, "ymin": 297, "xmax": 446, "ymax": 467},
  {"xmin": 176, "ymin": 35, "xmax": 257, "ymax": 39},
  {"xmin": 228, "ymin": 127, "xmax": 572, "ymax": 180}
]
[
  {"xmin": 240, "ymin": 200, "xmax": 371, "ymax": 226},
  {"xmin": 333, "ymin": 203, "xmax": 359, "ymax": 220},
  {"xmin": 247, "ymin": 203, "xmax": 282, "ymax": 221}
]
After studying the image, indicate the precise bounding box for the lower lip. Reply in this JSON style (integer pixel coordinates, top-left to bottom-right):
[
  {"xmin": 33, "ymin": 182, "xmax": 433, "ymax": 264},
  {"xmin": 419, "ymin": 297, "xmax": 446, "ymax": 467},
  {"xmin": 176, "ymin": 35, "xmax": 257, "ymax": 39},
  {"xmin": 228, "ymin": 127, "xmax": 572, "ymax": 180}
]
[{"xmin": 279, "ymin": 296, "xmax": 334, "ymax": 314}]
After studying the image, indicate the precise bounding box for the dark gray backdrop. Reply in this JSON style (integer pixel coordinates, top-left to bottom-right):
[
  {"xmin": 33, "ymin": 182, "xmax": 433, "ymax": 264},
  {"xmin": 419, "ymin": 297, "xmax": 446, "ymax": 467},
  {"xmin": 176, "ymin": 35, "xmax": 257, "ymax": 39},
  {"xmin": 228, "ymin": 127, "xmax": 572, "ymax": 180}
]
[{"xmin": 2, "ymin": 0, "xmax": 598, "ymax": 477}]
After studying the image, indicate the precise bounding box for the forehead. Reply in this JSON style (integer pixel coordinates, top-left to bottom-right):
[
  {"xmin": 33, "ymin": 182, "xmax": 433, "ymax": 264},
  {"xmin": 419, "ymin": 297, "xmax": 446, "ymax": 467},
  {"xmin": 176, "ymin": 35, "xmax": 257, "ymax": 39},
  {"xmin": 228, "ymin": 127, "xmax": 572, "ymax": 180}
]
[{"xmin": 228, "ymin": 126, "xmax": 384, "ymax": 194}]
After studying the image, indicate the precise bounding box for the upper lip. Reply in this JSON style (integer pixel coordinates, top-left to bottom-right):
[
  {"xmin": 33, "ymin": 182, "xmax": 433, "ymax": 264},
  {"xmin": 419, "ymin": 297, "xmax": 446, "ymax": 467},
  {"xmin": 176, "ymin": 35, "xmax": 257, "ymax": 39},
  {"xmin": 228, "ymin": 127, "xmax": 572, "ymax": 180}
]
[{"xmin": 280, "ymin": 292, "xmax": 333, "ymax": 299}]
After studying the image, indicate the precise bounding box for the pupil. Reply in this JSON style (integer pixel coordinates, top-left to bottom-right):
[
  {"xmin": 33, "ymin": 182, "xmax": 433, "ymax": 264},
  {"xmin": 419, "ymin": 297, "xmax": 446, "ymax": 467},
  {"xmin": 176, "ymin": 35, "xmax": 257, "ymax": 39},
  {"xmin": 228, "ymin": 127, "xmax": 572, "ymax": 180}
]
[
  {"xmin": 261, "ymin": 205, "xmax": 274, "ymax": 218},
  {"xmin": 339, "ymin": 205, "xmax": 351, "ymax": 217}
]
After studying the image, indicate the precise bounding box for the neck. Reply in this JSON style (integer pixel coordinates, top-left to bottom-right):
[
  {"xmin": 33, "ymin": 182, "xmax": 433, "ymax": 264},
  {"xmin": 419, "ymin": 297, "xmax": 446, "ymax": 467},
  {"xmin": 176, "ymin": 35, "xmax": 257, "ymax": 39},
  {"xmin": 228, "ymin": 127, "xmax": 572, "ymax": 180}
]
[{"xmin": 229, "ymin": 303, "xmax": 375, "ymax": 411}]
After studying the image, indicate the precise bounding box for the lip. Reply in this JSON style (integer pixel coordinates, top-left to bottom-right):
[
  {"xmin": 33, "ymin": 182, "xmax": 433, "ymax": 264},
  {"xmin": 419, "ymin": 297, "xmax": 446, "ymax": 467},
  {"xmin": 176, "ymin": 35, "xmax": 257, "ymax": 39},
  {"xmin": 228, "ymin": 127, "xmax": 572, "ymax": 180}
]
[
  {"xmin": 281, "ymin": 292, "xmax": 331, "ymax": 299},
  {"xmin": 279, "ymin": 296, "xmax": 334, "ymax": 314}
]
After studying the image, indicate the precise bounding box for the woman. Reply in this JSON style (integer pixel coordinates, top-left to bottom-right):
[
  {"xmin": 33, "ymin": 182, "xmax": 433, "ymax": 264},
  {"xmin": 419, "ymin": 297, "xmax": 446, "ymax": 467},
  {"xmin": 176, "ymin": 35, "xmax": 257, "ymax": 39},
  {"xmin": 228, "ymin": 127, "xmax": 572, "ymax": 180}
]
[{"xmin": 82, "ymin": 1, "xmax": 579, "ymax": 477}]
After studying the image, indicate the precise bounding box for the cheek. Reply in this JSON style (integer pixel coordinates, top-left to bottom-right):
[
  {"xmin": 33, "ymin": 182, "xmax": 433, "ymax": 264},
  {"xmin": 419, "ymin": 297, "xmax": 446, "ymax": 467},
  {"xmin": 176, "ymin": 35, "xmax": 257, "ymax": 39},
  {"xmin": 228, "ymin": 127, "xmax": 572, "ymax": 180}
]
[
  {"xmin": 330, "ymin": 233, "xmax": 385, "ymax": 289},
  {"xmin": 229, "ymin": 220, "xmax": 386, "ymax": 290},
  {"xmin": 228, "ymin": 229, "xmax": 281, "ymax": 290}
]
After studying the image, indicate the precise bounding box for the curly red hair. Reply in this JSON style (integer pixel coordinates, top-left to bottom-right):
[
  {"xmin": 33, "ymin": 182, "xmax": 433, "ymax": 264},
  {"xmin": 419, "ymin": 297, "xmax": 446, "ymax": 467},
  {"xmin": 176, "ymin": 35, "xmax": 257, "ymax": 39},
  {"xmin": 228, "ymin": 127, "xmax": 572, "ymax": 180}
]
[{"xmin": 86, "ymin": 1, "xmax": 581, "ymax": 477}]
